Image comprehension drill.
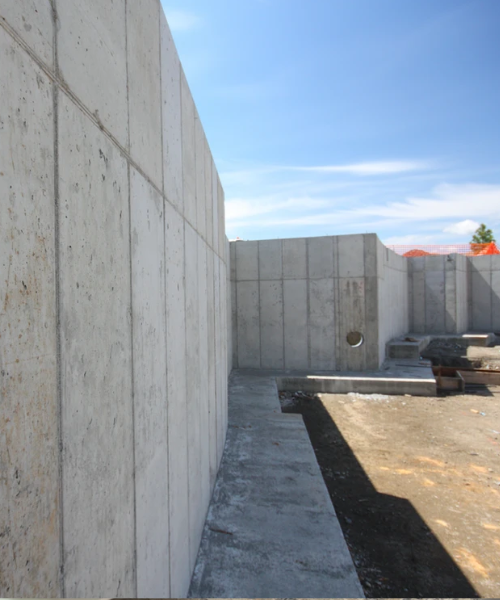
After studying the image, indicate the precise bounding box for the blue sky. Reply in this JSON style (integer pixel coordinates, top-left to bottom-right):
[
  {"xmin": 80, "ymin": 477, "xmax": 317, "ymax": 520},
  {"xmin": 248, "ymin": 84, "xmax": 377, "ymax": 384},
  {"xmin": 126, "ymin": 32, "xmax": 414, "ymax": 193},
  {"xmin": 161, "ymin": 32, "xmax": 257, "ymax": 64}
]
[{"xmin": 161, "ymin": 0, "xmax": 500, "ymax": 244}]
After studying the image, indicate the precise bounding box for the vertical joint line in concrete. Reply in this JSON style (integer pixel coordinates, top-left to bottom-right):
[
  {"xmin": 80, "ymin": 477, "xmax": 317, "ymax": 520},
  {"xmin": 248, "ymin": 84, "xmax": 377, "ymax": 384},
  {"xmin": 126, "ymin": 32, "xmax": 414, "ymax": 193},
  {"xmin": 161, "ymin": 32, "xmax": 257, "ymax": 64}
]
[
  {"xmin": 126, "ymin": 163, "xmax": 139, "ymax": 598},
  {"xmin": 51, "ymin": 0, "xmax": 64, "ymax": 588}
]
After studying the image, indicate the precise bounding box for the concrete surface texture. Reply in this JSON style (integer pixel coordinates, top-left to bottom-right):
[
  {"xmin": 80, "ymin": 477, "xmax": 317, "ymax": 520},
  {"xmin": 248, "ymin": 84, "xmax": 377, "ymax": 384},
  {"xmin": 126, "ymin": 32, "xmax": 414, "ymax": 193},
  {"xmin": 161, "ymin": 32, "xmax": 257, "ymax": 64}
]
[
  {"xmin": 189, "ymin": 370, "xmax": 364, "ymax": 598},
  {"xmin": 231, "ymin": 234, "xmax": 409, "ymax": 372},
  {"xmin": 0, "ymin": 2, "xmax": 228, "ymax": 598}
]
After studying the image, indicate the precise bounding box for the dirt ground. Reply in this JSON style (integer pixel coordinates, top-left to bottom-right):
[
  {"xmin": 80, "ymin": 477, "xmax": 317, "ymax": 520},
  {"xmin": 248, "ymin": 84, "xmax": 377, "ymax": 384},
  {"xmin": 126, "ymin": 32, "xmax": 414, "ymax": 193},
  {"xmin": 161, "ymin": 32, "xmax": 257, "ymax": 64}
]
[{"xmin": 281, "ymin": 387, "xmax": 500, "ymax": 598}]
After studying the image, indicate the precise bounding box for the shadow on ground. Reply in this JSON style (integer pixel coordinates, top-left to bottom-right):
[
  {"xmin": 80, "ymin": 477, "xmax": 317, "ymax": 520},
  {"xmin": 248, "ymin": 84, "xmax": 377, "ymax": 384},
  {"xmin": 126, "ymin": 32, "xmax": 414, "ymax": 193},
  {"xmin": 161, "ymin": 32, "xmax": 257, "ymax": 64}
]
[{"xmin": 282, "ymin": 395, "xmax": 480, "ymax": 599}]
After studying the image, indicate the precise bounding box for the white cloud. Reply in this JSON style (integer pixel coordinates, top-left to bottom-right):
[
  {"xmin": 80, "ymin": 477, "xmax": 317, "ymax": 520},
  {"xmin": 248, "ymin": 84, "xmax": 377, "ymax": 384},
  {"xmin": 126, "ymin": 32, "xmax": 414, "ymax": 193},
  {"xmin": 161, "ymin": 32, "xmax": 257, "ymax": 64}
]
[
  {"xmin": 292, "ymin": 160, "xmax": 428, "ymax": 176},
  {"xmin": 164, "ymin": 9, "xmax": 201, "ymax": 32},
  {"xmin": 443, "ymin": 219, "xmax": 480, "ymax": 236}
]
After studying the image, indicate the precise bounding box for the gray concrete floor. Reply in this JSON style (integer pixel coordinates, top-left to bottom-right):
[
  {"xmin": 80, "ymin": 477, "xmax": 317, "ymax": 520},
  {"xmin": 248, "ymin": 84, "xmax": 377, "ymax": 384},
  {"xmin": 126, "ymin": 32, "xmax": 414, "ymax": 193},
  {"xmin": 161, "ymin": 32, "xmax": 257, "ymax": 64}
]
[{"xmin": 188, "ymin": 370, "xmax": 364, "ymax": 598}]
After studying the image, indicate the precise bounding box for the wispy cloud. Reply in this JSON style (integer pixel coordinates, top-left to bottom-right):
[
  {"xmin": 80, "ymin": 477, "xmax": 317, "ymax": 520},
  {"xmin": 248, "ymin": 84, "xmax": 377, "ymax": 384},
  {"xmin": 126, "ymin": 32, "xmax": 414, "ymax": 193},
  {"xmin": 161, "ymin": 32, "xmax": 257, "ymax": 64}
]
[
  {"xmin": 164, "ymin": 9, "xmax": 201, "ymax": 32},
  {"xmin": 290, "ymin": 160, "xmax": 429, "ymax": 176}
]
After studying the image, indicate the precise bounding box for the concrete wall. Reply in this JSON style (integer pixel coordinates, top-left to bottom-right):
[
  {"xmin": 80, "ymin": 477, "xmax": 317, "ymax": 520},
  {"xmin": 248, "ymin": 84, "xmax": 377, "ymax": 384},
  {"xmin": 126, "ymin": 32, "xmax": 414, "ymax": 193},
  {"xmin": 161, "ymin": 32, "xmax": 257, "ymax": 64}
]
[
  {"xmin": 408, "ymin": 254, "xmax": 469, "ymax": 334},
  {"xmin": 231, "ymin": 234, "xmax": 406, "ymax": 372},
  {"xmin": 469, "ymin": 255, "xmax": 500, "ymax": 332},
  {"xmin": 376, "ymin": 239, "xmax": 410, "ymax": 363},
  {"xmin": 0, "ymin": 1, "xmax": 228, "ymax": 597}
]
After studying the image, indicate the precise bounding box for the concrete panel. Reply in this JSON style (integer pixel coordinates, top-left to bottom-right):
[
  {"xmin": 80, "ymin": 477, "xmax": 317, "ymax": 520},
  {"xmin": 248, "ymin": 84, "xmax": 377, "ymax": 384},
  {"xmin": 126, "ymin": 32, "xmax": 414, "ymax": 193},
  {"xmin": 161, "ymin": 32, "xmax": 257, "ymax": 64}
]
[
  {"xmin": 127, "ymin": 0, "xmax": 162, "ymax": 188},
  {"xmin": 411, "ymin": 272, "xmax": 426, "ymax": 333},
  {"xmin": 231, "ymin": 280, "xmax": 238, "ymax": 368},
  {"xmin": 218, "ymin": 259, "xmax": 227, "ymax": 461},
  {"xmin": 207, "ymin": 250, "xmax": 217, "ymax": 489},
  {"xmin": 164, "ymin": 202, "xmax": 190, "ymax": 596},
  {"xmin": 283, "ymin": 239, "xmax": 306, "ymax": 279},
  {"xmin": 160, "ymin": 10, "xmax": 183, "ymax": 212},
  {"xmin": 237, "ymin": 281, "xmax": 260, "ymax": 368},
  {"xmin": 309, "ymin": 279, "xmax": 335, "ymax": 370},
  {"xmin": 425, "ymin": 255, "xmax": 445, "ymax": 271},
  {"xmin": 456, "ymin": 265, "xmax": 469, "ymax": 333},
  {"xmin": 365, "ymin": 276, "xmax": 380, "ymax": 368},
  {"xmin": 195, "ymin": 115, "xmax": 206, "ymax": 239},
  {"xmin": 0, "ymin": 0, "xmax": 54, "ymax": 69},
  {"xmin": 212, "ymin": 162, "xmax": 219, "ymax": 253},
  {"xmin": 338, "ymin": 235, "xmax": 365, "ymax": 278},
  {"xmin": 259, "ymin": 240, "xmax": 282, "ymax": 280},
  {"xmin": 181, "ymin": 69, "xmax": 196, "ymax": 229},
  {"xmin": 0, "ymin": 33, "xmax": 59, "ymax": 597},
  {"xmin": 410, "ymin": 256, "xmax": 425, "ymax": 273},
  {"xmin": 58, "ymin": 95, "xmax": 134, "ymax": 597},
  {"xmin": 364, "ymin": 234, "xmax": 378, "ymax": 278},
  {"xmin": 337, "ymin": 278, "xmax": 366, "ymax": 371},
  {"xmin": 283, "ymin": 280, "xmax": 308, "ymax": 369},
  {"xmin": 58, "ymin": 0, "xmax": 128, "ymax": 147},
  {"xmin": 260, "ymin": 281, "xmax": 284, "ymax": 369},
  {"xmin": 424, "ymin": 270, "xmax": 445, "ymax": 333},
  {"xmin": 471, "ymin": 271, "xmax": 492, "ymax": 331},
  {"xmin": 197, "ymin": 238, "xmax": 211, "ymax": 517},
  {"xmin": 214, "ymin": 258, "xmax": 224, "ymax": 464},
  {"xmin": 491, "ymin": 255, "xmax": 500, "ymax": 272},
  {"xmin": 130, "ymin": 168, "xmax": 169, "ymax": 597},
  {"xmin": 236, "ymin": 241, "xmax": 258, "ymax": 281},
  {"xmin": 205, "ymin": 146, "xmax": 213, "ymax": 248},
  {"xmin": 230, "ymin": 241, "xmax": 236, "ymax": 282},
  {"xmin": 492, "ymin": 271, "xmax": 500, "ymax": 331},
  {"xmin": 471, "ymin": 255, "xmax": 492, "ymax": 272},
  {"xmin": 445, "ymin": 270, "xmax": 457, "ymax": 334},
  {"xmin": 184, "ymin": 223, "xmax": 201, "ymax": 571},
  {"xmin": 218, "ymin": 177, "xmax": 225, "ymax": 258},
  {"xmin": 308, "ymin": 237, "xmax": 334, "ymax": 279}
]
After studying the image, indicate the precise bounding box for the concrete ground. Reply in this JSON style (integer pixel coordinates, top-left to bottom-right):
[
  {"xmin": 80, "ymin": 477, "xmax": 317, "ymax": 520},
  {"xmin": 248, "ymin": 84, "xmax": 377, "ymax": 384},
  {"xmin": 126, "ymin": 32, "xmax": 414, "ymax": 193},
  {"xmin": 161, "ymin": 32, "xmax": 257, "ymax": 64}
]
[{"xmin": 189, "ymin": 371, "xmax": 364, "ymax": 598}]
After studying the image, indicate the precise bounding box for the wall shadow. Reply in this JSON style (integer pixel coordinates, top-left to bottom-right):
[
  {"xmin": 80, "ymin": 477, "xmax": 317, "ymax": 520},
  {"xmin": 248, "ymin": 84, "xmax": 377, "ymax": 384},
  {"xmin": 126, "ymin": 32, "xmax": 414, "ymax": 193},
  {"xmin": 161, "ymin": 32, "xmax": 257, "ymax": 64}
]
[{"xmin": 282, "ymin": 395, "xmax": 479, "ymax": 599}]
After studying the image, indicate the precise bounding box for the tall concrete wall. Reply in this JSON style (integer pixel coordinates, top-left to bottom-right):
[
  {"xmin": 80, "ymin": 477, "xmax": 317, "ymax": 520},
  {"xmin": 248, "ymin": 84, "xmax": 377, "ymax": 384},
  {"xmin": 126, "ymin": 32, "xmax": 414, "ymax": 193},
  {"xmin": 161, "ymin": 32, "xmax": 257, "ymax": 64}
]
[
  {"xmin": 231, "ymin": 234, "xmax": 406, "ymax": 372},
  {"xmin": 0, "ymin": 1, "xmax": 228, "ymax": 597},
  {"xmin": 376, "ymin": 239, "xmax": 410, "ymax": 363},
  {"xmin": 469, "ymin": 255, "xmax": 500, "ymax": 332}
]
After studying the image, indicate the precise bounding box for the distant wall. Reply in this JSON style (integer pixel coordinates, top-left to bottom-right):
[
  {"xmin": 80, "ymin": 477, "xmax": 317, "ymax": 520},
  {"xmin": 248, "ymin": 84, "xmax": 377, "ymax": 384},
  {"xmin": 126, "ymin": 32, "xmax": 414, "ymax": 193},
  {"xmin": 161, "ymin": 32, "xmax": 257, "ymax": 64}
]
[
  {"xmin": 469, "ymin": 255, "xmax": 500, "ymax": 332},
  {"xmin": 231, "ymin": 234, "xmax": 406, "ymax": 372},
  {"xmin": 0, "ymin": 1, "xmax": 227, "ymax": 597},
  {"xmin": 408, "ymin": 254, "xmax": 469, "ymax": 334}
]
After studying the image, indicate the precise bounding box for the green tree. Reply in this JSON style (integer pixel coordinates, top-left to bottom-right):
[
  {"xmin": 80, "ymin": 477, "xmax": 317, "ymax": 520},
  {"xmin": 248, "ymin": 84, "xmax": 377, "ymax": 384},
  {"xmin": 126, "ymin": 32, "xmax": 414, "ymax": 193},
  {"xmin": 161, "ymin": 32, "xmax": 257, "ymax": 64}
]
[{"xmin": 471, "ymin": 223, "xmax": 495, "ymax": 244}]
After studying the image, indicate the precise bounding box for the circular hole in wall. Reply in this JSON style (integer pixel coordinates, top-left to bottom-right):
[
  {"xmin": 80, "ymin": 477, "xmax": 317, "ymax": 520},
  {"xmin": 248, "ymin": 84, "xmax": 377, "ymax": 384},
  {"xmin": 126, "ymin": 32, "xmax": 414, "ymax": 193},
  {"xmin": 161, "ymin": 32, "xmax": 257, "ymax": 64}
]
[{"xmin": 346, "ymin": 331, "xmax": 364, "ymax": 348}]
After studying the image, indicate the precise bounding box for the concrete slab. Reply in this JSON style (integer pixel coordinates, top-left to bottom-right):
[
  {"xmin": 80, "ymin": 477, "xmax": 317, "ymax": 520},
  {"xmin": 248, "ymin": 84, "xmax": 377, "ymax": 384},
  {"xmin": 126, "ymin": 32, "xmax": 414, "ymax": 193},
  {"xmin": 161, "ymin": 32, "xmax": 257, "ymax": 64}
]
[
  {"xmin": 283, "ymin": 279, "xmax": 308, "ymax": 369},
  {"xmin": 260, "ymin": 281, "xmax": 284, "ymax": 369},
  {"xmin": 259, "ymin": 239, "xmax": 282, "ymax": 280},
  {"xmin": 58, "ymin": 0, "xmax": 128, "ymax": 147},
  {"xmin": 283, "ymin": 238, "xmax": 307, "ymax": 279},
  {"xmin": 164, "ymin": 201, "xmax": 191, "ymax": 597},
  {"xmin": 127, "ymin": 0, "xmax": 162, "ymax": 187},
  {"xmin": 309, "ymin": 279, "xmax": 336, "ymax": 370},
  {"xmin": 236, "ymin": 281, "xmax": 260, "ymax": 368},
  {"xmin": 198, "ymin": 237, "xmax": 211, "ymax": 520},
  {"xmin": 189, "ymin": 371, "xmax": 364, "ymax": 598},
  {"xmin": 195, "ymin": 114, "xmax": 206, "ymax": 239},
  {"xmin": 205, "ymin": 145, "xmax": 213, "ymax": 248},
  {"xmin": 338, "ymin": 234, "xmax": 365, "ymax": 278},
  {"xmin": 235, "ymin": 240, "xmax": 258, "ymax": 281},
  {"xmin": 58, "ymin": 94, "xmax": 134, "ymax": 597},
  {"xmin": 471, "ymin": 270, "xmax": 492, "ymax": 331},
  {"xmin": 160, "ymin": 10, "xmax": 183, "ymax": 212},
  {"xmin": 130, "ymin": 168, "xmax": 169, "ymax": 597},
  {"xmin": 308, "ymin": 236, "xmax": 334, "ymax": 279},
  {"xmin": 185, "ymin": 224, "xmax": 202, "ymax": 571},
  {"xmin": 386, "ymin": 335, "xmax": 431, "ymax": 360},
  {"xmin": 0, "ymin": 0, "xmax": 54, "ymax": 70},
  {"xmin": 181, "ymin": 69, "xmax": 196, "ymax": 228},
  {"xmin": 0, "ymin": 32, "xmax": 59, "ymax": 597}
]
